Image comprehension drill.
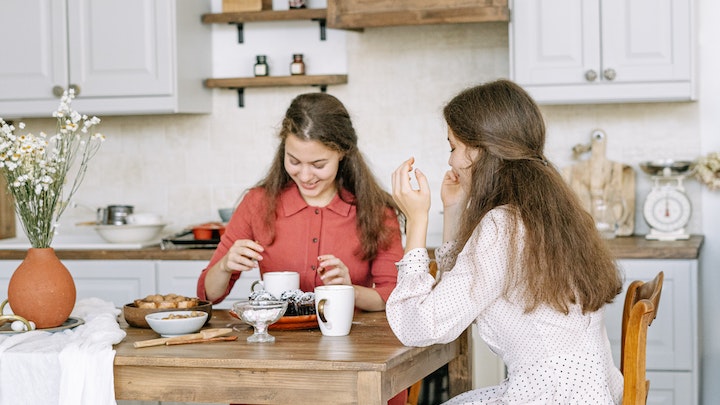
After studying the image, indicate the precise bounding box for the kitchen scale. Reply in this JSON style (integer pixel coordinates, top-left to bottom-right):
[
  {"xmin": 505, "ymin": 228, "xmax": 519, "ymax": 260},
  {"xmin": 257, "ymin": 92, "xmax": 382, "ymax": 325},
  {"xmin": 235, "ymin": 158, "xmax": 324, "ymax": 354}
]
[{"xmin": 639, "ymin": 160, "xmax": 693, "ymax": 241}]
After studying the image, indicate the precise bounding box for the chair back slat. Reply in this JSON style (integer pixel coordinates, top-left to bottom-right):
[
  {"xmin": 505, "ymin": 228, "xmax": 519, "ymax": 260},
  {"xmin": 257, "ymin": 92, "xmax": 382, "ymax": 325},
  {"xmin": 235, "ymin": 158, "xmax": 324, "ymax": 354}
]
[{"xmin": 621, "ymin": 271, "xmax": 664, "ymax": 405}]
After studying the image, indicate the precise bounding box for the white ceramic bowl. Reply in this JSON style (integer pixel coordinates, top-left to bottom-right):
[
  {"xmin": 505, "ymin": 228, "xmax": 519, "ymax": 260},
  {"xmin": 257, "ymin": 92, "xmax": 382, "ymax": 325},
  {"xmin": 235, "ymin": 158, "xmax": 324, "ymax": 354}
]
[
  {"xmin": 126, "ymin": 213, "xmax": 163, "ymax": 225},
  {"xmin": 145, "ymin": 310, "xmax": 208, "ymax": 337},
  {"xmin": 94, "ymin": 223, "xmax": 167, "ymax": 243}
]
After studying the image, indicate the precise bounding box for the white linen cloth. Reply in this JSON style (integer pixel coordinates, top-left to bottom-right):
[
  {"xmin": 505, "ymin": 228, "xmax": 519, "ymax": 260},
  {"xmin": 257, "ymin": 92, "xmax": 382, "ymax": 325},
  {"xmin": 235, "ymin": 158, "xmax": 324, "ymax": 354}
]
[{"xmin": 0, "ymin": 298, "xmax": 126, "ymax": 405}]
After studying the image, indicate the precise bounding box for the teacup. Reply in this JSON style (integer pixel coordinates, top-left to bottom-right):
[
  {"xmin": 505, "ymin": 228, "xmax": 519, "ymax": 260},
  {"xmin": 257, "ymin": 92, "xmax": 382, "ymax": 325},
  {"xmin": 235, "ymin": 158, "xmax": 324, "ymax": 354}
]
[
  {"xmin": 251, "ymin": 271, "xmax": 300, "ymax": 299},
  {"xmin": 314, "ymin": 285, "xmax": 355, "ymax": 336}
]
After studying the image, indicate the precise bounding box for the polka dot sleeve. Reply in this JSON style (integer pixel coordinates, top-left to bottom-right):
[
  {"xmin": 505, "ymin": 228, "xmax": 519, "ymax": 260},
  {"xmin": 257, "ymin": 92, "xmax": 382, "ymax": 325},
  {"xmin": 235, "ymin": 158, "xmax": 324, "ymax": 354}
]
[{"xmin": 387, "ymin": 207, "xmax": 515, "ymax": 347}]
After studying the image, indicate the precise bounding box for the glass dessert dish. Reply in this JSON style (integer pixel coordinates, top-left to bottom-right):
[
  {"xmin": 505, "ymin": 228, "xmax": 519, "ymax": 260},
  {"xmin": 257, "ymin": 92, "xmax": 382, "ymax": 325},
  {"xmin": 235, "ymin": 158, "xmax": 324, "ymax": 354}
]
[{"xmin": 233, "ymin": 299, "xmax": 288, "ymax": 343}]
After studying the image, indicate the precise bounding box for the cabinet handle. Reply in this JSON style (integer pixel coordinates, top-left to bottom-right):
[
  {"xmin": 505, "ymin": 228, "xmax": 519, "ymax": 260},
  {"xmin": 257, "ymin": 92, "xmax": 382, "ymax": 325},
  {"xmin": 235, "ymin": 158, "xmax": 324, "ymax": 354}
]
[
  {"xmin": 584, "ymin": 70, "xmax": 598, "ymax": 82},
  {"xmin": 69, "ymin": 84, "xmax": 81, "ymax": 96},
  {"xmin": 52, "ymin": 86, "xmax": 64, "ymax": 98},
  {"xmin": 603, "ymin": 68, "xmax": 616, "ymax": 81}
]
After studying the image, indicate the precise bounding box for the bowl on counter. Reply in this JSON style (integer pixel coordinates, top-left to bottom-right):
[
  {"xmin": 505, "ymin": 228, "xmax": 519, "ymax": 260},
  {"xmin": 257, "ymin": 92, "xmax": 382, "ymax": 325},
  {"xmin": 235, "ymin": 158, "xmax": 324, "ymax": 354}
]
[
  {"xmin": 94, "ymin": 223, "xmax": 167, "ymax": 243},
  {"xmin": 145, "ymin": 310, "xmax": 208, "ymax": 337},
  {"xmin": 218, "ymin": 208, "xmax": 234, "ymax": 222},
  {"xmin": 123, "ymin": 300, "xmax": 213, "ymax": 328}
]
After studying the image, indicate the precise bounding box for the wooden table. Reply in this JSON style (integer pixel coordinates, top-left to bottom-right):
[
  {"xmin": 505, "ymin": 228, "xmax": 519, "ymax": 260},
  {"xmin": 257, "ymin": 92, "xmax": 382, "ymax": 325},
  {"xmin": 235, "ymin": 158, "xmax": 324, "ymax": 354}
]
[{"xmin": 113, "ymin": 310, "xmax": 472, "ymax": 404}]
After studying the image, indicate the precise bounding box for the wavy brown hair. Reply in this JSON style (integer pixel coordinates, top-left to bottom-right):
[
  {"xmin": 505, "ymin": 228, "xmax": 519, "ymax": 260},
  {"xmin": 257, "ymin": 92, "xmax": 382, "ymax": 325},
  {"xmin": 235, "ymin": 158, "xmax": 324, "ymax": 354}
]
[
  {"xmin": 443, "ymin": 79, "xmax": 622, "ymax": 314},
  {"xmin": 255, "ymin": 92, "xmax": 400, "ymax": 260}
]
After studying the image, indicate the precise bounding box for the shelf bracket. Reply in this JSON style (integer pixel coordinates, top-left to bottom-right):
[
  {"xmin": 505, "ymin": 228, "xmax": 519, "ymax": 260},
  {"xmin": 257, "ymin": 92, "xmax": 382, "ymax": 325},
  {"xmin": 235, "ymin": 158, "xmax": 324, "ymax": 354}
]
[
  {"xmin": 312, "ymin": 85, "xmax": 329, "ymax": 93},
  {"xmin": 232, "ymin": 88, "xmax": 245, "ymax": 107},
  {"xmin": 231, "ymin": 22, "xmax": 244, "ymax": 43},
  {"xmin": 312, "ymin": 18, "xmax": 327, "ymax": 41}
]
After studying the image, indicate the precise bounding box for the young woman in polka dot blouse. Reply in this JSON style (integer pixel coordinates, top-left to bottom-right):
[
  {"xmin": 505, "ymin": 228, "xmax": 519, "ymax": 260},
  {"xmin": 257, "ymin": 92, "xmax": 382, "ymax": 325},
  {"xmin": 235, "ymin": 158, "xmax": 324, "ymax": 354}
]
[{"xmin": 388, "ymin": 79, "xmax": 625, "ymax": 404}]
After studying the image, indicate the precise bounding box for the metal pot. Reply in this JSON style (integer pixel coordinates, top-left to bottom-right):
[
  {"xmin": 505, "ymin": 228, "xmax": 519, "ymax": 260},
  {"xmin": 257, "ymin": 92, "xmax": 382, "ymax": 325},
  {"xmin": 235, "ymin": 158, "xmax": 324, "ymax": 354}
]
[{"xmin": 97, "ymin": 205, "xmax": 134, "ymax": 225}]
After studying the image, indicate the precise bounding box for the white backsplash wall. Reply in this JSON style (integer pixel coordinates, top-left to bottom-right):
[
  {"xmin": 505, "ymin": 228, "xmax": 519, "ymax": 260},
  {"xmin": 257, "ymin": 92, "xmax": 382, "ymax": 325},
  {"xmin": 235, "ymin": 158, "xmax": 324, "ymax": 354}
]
[{"xmin": 14, "ymin": 19, "xmax": 702, "ymax": 245}]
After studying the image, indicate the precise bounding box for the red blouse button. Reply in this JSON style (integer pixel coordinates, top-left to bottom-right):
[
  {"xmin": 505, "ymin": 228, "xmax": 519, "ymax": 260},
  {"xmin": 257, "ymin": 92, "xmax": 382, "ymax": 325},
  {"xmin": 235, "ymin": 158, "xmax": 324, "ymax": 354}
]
[
  {"xmin": 314, "ymin": 209, "xmax": 319, "ymax": 214},
  {"xmin": 312, "ymin": 238, "xmax": 318, "ymax": 243}
]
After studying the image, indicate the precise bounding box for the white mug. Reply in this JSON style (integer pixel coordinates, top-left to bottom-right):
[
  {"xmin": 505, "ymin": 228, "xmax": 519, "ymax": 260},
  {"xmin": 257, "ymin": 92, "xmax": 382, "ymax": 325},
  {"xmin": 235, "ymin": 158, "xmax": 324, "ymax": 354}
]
[
  {"xmin": 314, "ymin": 285, "xmax": 355, "ymax": 336},
  {"xmin": 251, "ymin": 271, "xmax": 300, "ymax": 299}
]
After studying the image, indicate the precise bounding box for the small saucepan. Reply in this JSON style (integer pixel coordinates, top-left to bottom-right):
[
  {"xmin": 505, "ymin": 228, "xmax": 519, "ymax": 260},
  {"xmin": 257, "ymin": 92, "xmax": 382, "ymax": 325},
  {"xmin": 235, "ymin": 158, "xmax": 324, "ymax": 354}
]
[{"xmin": 191, "ymin": 222, "xmax": 226, "ymax": 240}]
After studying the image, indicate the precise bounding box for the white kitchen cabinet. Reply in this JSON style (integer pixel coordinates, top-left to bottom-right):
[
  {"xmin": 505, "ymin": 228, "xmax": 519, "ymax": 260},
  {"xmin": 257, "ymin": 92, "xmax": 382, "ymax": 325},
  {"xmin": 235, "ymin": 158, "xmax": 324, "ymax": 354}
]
[
  {"xmin": 604, "ymin": 258, "xmax": 699, "ymax": 405},
  {"xmin": 156, "ymin": 260, "xmax": 260, "ymax": 309},
  {"xmin": 0, "ymin": 259, "xmax": 156, "ymax": 308},
  {"xmin": 509, "ymin": 0, "xmax": 695, "ymax": 104},
  {"xmin": 0, "ymin": 0, "xmax": 211, "ymax": 118}
]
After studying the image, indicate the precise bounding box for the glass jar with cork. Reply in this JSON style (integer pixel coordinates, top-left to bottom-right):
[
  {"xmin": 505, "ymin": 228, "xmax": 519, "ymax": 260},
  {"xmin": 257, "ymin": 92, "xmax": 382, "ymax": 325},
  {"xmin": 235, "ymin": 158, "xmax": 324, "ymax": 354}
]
[{"xmin": 290, "ymin": 54, "xmax": 305, "ymax": 75}]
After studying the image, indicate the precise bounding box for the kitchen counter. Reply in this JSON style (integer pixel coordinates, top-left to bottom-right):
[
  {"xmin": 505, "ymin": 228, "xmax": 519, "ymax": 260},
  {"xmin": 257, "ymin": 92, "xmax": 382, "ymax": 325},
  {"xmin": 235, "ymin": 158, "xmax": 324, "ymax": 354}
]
[{"xmin": 0, "ymin": 235, "xmax": 703, "ymax": 261}]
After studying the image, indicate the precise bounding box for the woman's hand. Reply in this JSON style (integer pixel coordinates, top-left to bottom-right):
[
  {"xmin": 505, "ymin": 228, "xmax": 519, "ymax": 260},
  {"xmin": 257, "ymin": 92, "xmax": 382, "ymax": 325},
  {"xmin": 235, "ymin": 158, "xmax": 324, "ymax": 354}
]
[
  {"xmin": 391, "ymin": 157, "xmax": 431, "ymax": 221},
  {"xmin": 392, "ymin": 157, "xmax": 430, "ymax": 251},
  {"xmin": 220, "ymin": 239, "xmax": 264, "ymax": 273},
  {"xmin": 441, "ymin": 169, "xmax": 465, "ymax": 209},
  {"xmin": 317, "ymin": 254, "xmax": 351, "ymax": 285},
  {"xmin": 441, "ymin": 170, "xmax": 466, "ymax": 243}
]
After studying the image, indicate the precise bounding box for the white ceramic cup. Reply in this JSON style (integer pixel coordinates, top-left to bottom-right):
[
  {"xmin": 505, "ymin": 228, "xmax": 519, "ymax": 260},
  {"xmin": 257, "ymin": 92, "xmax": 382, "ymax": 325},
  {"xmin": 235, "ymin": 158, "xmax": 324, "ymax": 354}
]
[
  {"xmin": 314, "ymin": 285, "xmax": 355, "ymax": 336},
  {"xmin": 252, "ymin": 271, "xmax": 300, "ymax": 299}
]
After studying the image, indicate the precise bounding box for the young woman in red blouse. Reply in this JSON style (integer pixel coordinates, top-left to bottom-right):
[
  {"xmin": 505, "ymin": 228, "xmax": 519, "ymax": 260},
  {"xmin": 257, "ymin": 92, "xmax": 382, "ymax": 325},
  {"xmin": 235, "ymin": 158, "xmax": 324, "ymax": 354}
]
[{"xmin": 197, "ymin": 92, "xmax": 404, "ymax": 312}]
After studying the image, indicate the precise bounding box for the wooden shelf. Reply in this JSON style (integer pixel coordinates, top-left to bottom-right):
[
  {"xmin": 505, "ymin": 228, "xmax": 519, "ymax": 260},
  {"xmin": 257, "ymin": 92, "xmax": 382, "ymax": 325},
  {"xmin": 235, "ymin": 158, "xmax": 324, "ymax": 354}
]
[
  {"xmin": 327, "ymin": 0, "xmax": 509, "ymax": 29},
  {"xmin": 201, "ymin": 8, "xmax": 327, "ymax": 24},
  {"xmin": 204, "ymin": 74, "xmax": 348, "ymax": 107}
]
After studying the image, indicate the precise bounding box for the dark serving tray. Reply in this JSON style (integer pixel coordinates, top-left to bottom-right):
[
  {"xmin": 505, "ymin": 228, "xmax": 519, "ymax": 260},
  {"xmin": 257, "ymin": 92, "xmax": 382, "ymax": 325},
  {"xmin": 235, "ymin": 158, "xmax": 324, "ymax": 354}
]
[{"xmin": 161, "ymin": 230, "xmax": 219, "ymax": 250}]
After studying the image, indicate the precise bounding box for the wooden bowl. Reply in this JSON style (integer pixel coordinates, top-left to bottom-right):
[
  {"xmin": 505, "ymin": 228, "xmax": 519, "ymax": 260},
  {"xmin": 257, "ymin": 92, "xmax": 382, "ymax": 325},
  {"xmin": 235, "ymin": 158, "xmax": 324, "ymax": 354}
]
[{"xmin": 123, "ymin": 300, "xmax": 213, "ymax": 328}]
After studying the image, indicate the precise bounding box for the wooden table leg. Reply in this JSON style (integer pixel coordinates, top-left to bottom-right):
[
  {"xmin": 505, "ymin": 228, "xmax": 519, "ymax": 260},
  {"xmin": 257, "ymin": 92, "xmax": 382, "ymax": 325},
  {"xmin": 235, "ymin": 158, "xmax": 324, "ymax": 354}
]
[
  {"xmin": 448, "ymin": 327, "xmax": 473, "ymax": 398},
  {"xmin": 357, "ymin": 370, "xmax": 383, "ymax": 404}
]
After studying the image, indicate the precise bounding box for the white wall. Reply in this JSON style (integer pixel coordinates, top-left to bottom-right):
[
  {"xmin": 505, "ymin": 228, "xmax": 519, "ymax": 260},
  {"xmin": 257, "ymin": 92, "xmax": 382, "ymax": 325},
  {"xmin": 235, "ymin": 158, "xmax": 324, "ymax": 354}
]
[
  {"xmin": 697, "ymin": 0, "xmax": 720, "ymax": 403},
  {"xmin": 13, "ymin": 0, "xmax": 718, "ymax": 401}
]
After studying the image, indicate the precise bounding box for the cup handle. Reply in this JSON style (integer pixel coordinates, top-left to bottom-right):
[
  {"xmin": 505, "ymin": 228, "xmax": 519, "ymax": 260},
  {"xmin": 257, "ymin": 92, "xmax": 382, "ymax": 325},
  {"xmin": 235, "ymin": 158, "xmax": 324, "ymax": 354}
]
[
  {"xmin": 317, "ymin": 298, "xmax": 328, "ymax": 323},
  {"xmin": 250, "ymin": 280, "xmax": 263, "ymax": 293}
]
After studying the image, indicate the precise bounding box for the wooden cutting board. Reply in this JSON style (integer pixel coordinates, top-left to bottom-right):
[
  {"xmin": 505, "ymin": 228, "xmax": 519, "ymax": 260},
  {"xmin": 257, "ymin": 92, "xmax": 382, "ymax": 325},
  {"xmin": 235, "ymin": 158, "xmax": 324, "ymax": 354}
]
[
  {"xmin": 0, "ymin": 176, "xmax": 16, "ymax": 240},
  {"xmin": 561, "ymin": 130, "xmax": 636, "ymax": 236}
]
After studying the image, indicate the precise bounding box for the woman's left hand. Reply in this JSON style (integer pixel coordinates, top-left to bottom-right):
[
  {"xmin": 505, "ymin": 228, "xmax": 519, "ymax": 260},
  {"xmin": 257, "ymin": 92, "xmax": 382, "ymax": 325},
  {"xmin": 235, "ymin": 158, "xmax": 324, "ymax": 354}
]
[{"xmin": 317, "ymin": 254, "xmax": 351, "ymax": 285}]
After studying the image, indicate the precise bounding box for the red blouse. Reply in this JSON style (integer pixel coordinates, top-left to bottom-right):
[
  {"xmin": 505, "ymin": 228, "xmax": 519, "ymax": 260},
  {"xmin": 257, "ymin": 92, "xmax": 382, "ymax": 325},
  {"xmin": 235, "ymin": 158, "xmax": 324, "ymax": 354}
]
[{"xmin": 197, "ymin": 185, "xmax": 403, "ymax": 304}]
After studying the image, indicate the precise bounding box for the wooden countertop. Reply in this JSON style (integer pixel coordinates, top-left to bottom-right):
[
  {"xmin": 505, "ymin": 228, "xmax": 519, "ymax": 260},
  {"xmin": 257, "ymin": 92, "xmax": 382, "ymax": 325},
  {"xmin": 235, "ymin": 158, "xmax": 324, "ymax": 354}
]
[{"xmin": 0, "ymin": 235, "xmax": 704, "ymax": 261}]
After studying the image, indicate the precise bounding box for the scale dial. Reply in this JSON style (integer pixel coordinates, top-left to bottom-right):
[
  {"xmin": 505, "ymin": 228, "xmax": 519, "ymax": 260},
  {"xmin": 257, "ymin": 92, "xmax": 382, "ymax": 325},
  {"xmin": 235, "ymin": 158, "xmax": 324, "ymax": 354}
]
[{"xmin": 643, "ymin": 186, "xmax": 692, "ymax": 233}]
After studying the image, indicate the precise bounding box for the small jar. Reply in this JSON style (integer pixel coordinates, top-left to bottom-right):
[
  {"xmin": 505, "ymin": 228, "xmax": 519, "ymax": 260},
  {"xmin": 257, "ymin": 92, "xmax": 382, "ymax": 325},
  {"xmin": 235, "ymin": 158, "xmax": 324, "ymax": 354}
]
[
  {"xmin": 290, "ymin": 54, "xmax": 305, "ymax": 75},
  {"xmin": 289, "ymin": 0, "xmax": 306, "ymax": 9},
  {"xmin": 254, "ymin": 55, "xmax": 269, "ymax": 77}
]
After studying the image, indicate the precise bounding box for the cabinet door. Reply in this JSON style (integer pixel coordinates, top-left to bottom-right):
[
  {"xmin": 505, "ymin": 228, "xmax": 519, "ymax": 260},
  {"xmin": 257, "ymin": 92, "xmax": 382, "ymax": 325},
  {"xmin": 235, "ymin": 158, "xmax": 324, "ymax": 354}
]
[
  {"xmin": 0, "ymin": 0, "xmax": 68, "ymax": 103},
  {"xmin": 646, "ymin": 371, "xmax": 694, "ymax": 405},
  {"xmin": 601, "ymin": 0, "xmax": 691, "ymax": 83},
  {"xmin": 604, "ymin": 259, "xmax": 696, "ymax": 371},
  {"xmin": 156, "ymin": 261, "xmax": 260, "ymax": 309},
  {"xmin": 67, "ymin": 0, "xmax": 173, "ymax": 98},
  {"xmin": 0, "ymin": 260, "xmax": 156, "ymax": 309},
  {"xmin": 510, "ymin": 0, "xmax": 695, "ymax": 103},
  {"xmin": 511, "ymin": 0, "xmax": 600, "ymax": 85}
]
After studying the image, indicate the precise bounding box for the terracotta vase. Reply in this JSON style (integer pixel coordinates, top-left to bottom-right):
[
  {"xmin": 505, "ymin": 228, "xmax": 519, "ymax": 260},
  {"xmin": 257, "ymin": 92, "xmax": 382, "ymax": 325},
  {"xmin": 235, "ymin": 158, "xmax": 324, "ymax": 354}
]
[{"xmin": 7, "ymin": 248, "xmax": 76, "ymax": 329}]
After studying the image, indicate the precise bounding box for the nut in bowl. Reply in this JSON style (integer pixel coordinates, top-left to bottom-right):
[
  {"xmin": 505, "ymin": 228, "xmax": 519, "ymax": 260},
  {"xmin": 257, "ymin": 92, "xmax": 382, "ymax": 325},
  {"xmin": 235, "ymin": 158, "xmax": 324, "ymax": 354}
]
[
  {"xmin": 145, "ymin": 310, "xmax": 208, "ymax": 337},
  {"xmin": 94, "ymin": 223, "xmax": 167, "ymax": 243}
]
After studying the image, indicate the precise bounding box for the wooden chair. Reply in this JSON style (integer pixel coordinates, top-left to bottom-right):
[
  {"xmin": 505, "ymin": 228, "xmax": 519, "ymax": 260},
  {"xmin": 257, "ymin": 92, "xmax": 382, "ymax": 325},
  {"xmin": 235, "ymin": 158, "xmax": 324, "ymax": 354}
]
[
  {"xmin": 621, "ymin": 271, "xmax": 664, "ymax": 405},
  {"xmin": 407, "ymin": 260, "xmax": 439, "ymax": 405}
]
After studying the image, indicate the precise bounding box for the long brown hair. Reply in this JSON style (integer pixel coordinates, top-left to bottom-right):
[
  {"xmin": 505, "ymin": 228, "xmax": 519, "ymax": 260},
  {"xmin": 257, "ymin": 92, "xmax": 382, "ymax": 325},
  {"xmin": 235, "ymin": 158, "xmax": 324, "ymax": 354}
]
[
  {"xmin": 256, "ymin": 92, "xmax": 400, "ymax": 260},
  {"xmin": 443, "ymin": 79, "xmax": 622, "ymax": 314}
]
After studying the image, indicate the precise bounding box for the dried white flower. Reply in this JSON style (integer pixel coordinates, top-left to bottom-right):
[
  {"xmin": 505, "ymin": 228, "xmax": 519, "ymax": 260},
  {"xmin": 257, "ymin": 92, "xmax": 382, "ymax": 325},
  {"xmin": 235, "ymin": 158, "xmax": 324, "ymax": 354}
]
[
  {"xmin": 693, "ymin": 152, "xmax": 720, "ymax": 190},
  {"xmin": 0, "ymin": 90, "xmax": 105, "ymax": 248}
]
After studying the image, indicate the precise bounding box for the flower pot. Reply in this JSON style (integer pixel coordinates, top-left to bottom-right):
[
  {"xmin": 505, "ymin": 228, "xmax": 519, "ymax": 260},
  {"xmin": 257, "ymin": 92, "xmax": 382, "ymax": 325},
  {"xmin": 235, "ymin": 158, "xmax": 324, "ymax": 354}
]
[{"xmin": 7, "ymin": 248, "xmax": 76, "ymax": 329}]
